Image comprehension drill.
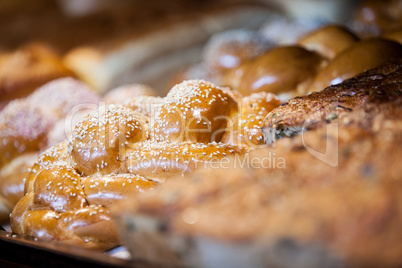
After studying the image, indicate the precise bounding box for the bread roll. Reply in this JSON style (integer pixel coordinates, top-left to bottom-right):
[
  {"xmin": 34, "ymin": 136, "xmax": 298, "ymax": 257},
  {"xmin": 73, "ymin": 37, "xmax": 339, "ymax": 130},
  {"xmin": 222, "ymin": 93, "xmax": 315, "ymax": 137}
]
[
  {"xmin": 69, "ymin": 105, "xmax": 149, "ymax": 176},
  {"xmin": 298, "ymin": 25, "xmax": 359, "ymax": 59},
  {"xmin": 222, "ymin": 46, "xmax": 325, "ymax": 96},
  {"xmin": 353, "ymin": 0, "xmax": 402, "ymax": 36},
  {"xmin": 202, "ymin": 29, "xmax": 273, "ymax": 75},
  {"xmin": 153, "ymin": 80, "xmax": 238, "ymax": 143},
  {"xmin": 309, "ymin": 38, "xmax": 402, "ymax": 92}
]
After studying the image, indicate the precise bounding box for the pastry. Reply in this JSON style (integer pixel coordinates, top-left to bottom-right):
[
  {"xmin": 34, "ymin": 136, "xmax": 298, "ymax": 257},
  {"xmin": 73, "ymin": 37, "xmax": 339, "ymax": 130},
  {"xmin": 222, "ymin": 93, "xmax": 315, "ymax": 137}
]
[
  {"xmin": 10, "ymin": 80, "xmax": 248, "ymax": 248},
  {"xmin": 0, "ymin": 78, "xmax": 100, "ymax": 221}
]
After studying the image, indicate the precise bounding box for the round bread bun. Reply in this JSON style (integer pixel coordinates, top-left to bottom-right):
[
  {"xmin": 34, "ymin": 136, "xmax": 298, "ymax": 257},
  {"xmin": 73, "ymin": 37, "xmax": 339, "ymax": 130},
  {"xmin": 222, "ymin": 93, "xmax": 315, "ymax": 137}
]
[
  {"xmin": 153, "ymin": 80, "xmax": 238, "ymax": 143},
  {"xmin": 298, "ymin": 25, "xmax": 359, "ymax": 60},
  {"xmin": 222, "ymin": 46, "xmax": 325, "ymax": 96},
  {"xmin": 0, "ymin": 100, "xmax": 55, "ymax": 168},
  {"xmin": 0, "ymin": 78, "xmax": 101, "ymax": 223},
  {"xmin": 202, "ymin": 29, "xmax": 273, "ymax": 74},
  {"xmin": 69, "ymin": 105, "xmax": 149, "ymax": 176},
  {"xmin": 353, "ymin": 0, "xmax": 402, "ymax": 35},
  {"xmin": 310, "ymin": 38, "xmax": 402, "ymax": 92},
  {"xmin": 259, "ymin": 15, "xmax": 325, "ymax": 45}
]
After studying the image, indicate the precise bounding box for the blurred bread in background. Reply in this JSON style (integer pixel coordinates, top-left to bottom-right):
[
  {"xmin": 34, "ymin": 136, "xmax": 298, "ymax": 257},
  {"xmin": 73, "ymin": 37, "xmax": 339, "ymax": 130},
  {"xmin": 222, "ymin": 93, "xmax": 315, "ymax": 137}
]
[{"xmin": 0, "ymin": 42, "xmax": 74, "ymax": 110}]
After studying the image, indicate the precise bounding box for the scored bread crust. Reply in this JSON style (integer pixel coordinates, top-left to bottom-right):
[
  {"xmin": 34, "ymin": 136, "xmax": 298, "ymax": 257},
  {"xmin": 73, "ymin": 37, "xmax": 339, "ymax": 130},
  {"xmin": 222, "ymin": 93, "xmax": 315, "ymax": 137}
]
[{"xmin": 262, "ymin": 57, "xmax": 402, "ymax": 144}]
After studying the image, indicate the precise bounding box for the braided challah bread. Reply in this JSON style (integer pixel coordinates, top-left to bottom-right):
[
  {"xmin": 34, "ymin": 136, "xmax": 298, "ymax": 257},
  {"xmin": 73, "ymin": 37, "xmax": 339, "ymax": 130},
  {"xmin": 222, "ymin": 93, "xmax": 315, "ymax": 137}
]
[
  {"xmin": 10, "ymin": 79, "xmax": 250, "ymax": 248},
  {"xmin": 153, "ymin": 80, "xmax": 238, "ymax": 143},
  {"xmin": 221, "ymin": 91, "xmax": 281, "ymax": 147},
  {"xmin": 0, "ymin": 78, "xmax": 101, "ymax": 222}
]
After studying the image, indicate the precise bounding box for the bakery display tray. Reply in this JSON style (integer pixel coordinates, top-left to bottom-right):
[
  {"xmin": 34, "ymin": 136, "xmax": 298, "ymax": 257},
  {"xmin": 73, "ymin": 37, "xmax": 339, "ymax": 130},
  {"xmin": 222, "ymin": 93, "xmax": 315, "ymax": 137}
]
[{"xmin": 0, "ymin": 228, "xmax": 158, "ymax": 268}]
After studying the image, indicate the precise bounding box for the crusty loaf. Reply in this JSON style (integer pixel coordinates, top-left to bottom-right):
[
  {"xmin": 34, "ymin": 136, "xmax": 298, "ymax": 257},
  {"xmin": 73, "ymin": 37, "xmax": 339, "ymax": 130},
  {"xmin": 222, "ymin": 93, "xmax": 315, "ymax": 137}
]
[{"xmin": 262, "ymin": 57, "xmax": 402, "ymax": 144}]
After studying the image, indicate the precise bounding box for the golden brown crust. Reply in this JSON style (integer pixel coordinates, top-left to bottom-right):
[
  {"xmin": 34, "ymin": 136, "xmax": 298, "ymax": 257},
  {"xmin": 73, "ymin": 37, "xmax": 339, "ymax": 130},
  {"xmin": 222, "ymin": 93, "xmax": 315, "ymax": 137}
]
[
  {"xmin": 222, "ymin": 46, "xmax": 325, "ymax": 96},
  {"xmin": 222, "ymin": 92, "xmax": 281, "ymax": 147},
  {"xmin": 125, "ymin": 141, "xmax": 249, "ymax": 183},
  {"xmin": 202, "ymin": 29, "xmax": 273, "ymax": 75},
  {"xmin": 10, "ymin": 78, "xmax": 248, "ymax": 247},
  {"xmin": 11, "ymin": 194, "xmax": 117, "ymax": 248},
  {"xmin": 309, "ymin": 38, "xmax": 402, "ymax": 92},
  {"xmin": 124, "ymin": 96, "xmax": 164, "ymax": 118},
  {"xmin": 0, "ymin": 100, "xmax": 54, "ymax": 168},
  {"xmin": 69, "ymin": 105, "xmax": 149, "ymax": 176},
  {"xmin": 153, "ymin": 80, "xmax": 238, "ymax": 143},
  {"xmin": 297, "ymin": 25, "xmax": 359, "ymax": 60},
  {"xmin": 0, "ymin": 153, "xmax": 37, "ymax": 209},
  {"xmin": 10, "ymin": 192, "xmax": 34, "ymax": 235},
  {"xmin": 24, "ymin": 141, "xmax": 71, "ymax": 194},
  {"xmin": 82, "ymin": 174, "xmax": 157, "ymax": 207},
  {"xmin": 32, "ymin": 165, "xmax": 87, "ymax": 212},
  {"xmin": 262, "ymin": 57, "xmax": 402, "ymax": 144},
  {"xmin": 0, "ymin": 78, "xmax": 100, "ymax": 168},
  {"xmin": 28, "ymin": 77, "xmax": 100, "ymax": 119}
]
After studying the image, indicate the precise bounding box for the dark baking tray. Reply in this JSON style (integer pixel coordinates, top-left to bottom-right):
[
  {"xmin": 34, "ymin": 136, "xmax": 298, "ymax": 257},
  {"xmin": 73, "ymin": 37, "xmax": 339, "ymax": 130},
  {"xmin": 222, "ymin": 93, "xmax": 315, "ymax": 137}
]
[{"xmin": 0, "ymin": 229, "xmax": 157, "ymax": 268}]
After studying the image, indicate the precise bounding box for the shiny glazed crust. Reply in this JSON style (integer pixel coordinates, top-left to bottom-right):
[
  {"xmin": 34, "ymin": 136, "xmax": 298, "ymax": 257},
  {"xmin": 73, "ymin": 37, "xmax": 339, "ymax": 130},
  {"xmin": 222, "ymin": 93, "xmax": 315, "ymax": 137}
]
[
  {"xmin": 10, "ymin": 79, "xmax": 249, "ymax": 247},
  {"xmin": 0, "ymin": 78, "xmax": 101, "ymax": 221}
]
